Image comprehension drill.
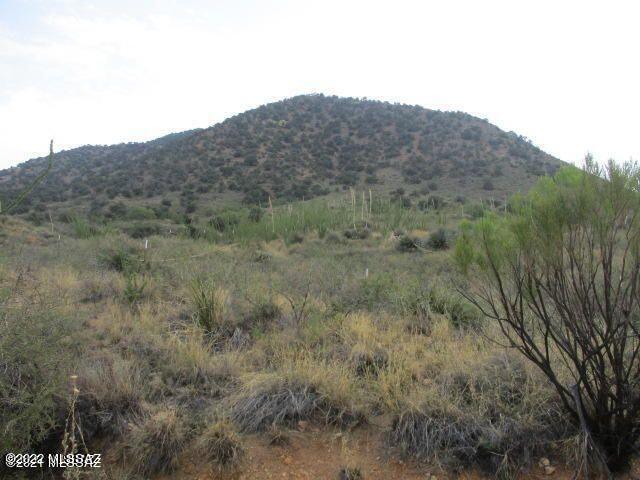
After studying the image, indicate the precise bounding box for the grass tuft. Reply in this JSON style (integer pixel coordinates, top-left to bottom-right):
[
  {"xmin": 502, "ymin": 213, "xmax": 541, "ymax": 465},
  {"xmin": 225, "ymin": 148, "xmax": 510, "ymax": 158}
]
[
  {"xmin": 196, "ymin": 419, "xmax": 244, "ymax": 470},
  {"xmin": 125, "ymin": 407, "xmax": 187, "ymax": 476},
  {"xmin": 190, "ymin": 278, "xmax": 230, "ymax": 333}
]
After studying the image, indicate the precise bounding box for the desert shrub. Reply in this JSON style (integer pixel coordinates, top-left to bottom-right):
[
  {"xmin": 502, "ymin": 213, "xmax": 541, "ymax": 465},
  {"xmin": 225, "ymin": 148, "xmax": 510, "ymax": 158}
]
[
  {"xmin": 343, "ymin": 227, "xmax": 370, "ymax": 240},
  {"xmin": 482, "ymin": 179, "xmax": 494, "ymax": 191},
  {"xmin": 78, "ymin": 357, "xmax": 143, "ymax": 438},
  {"xmin": 317, "ymin": 225, "xmax": 328, "ymax": 238},
  {"xmin": 466, "ymin": 203, "xmax": 486, "ymax": 219},
  {"xmin": 122, "ymin": 222, "xmax": 161, "ymax": 239},
  {"xmin": 0, "ymin": 305, "xmax": 75, "ymax": 456},
  {"xmin": 395, "ymin": 288, "xmax": 432, "ymax": 335},
  {"xmin": 80, "ymin": 274, "xmax": 120, "ymax": 303},
  {"xmin": 286, "ymin": 232, "xmax": 304, "ymax": 245},
  {"xmin": 389, "ymin": 392, "xmax": 568, "ymax": 475},
  {"xmin": 125, "ymin": 407, "xmax": 187, "ymax": 476},
  {"xmin": 247, "ymin": 298, "xmax": 281, "ymax": 327},
  {"xmin": 418, "ymin": 195, "xmax": 446, "ymax": 210},
  {"xmin": 126, "ymin": 206, "xmax": 156, "ymax": 220},
  {"xmin": 325, "ymin": 231, "xmax": 343, "ymax": 244},
  {"xmin": 427, "ymin": 228, "xmax": 449, "ymax": 250},
  {"xmin": 190, "ymin": 278, "xmax": 229, "ymax": 333},
  {"xmin": 123, "ymin": 274, "xmax": 148, "ymax": 306},
  {"xmin": 456, "ymin": 161, "xmax": 640, "ymax": 471},
  {"xmin": 231, "ymin": 378, "xmax": 325, "ymax": 432},
  {"xmin": 341, "ymin": 273, "xmax": 395, "ymax": 311},
  {"xmin": 72, "ymin": 216, "xmax": 101, "ymax": 239},
  {"xmin": 99, "ymin": 245, "xmax": 147, "ymax": 274},
  {"xmin": 396, "ymin": 235, "xmax": 418, "ymax": 252},
  {"xmin": 231, "ymin": 373, "xmax": 362, "ymax": 433},
  {"xmin": 338, "ymin": 466, "xmax": 363, "ymax": 480},
  {"xmin": 196, "ymin": 419, "xmax": 244, "ymax": 469},
  {"xmin": 209, "ymin": 212, "xmax": 239, "ymax": 232},
  {"xmin": 350, "ymin": 344, "xmax": 388, "ymax": 377},
  {"xmin": 427, "ymin": 288, "xmax": 479, "ymax": 328},
  {"xmin": 248, "ymin": 206, "xmax": 264, "ymax": 222},
  {"xmin": 250, "ymin": 250, "xmax": 272, "ymax": 263}
]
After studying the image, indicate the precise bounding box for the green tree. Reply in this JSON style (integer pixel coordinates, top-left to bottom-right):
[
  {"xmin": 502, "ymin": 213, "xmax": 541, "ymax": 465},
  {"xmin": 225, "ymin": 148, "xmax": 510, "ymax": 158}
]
[{"xmin": 455, "ymin": 159, "xmax": 640, "ymax": 473}]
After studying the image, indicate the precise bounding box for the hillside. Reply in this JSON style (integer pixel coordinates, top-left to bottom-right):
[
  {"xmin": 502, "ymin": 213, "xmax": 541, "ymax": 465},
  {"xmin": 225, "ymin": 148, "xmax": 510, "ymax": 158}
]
[{"xmin": 0, "ymin": 94, "xmax": 563, "ymax": 218}]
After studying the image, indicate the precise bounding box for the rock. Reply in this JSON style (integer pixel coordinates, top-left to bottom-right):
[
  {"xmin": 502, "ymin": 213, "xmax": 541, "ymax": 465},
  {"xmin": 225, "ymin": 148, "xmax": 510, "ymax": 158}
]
[
  {"xmin": 539, "ymin": 457, "xmax": 551, "ymax": 467},
  {"xmin": 283, "ymin": 456, "xmax": 293, "ymax": 466},
  {"xmin": 544, "ymin": 466, "xmax": 556, "ymax": 475}
]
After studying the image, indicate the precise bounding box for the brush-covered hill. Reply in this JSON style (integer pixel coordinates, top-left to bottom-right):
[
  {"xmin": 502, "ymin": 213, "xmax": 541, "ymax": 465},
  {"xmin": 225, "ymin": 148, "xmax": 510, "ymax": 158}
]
[{"xmin": 0, "ymin": 94, "xmax": 563, "ymax": 218}]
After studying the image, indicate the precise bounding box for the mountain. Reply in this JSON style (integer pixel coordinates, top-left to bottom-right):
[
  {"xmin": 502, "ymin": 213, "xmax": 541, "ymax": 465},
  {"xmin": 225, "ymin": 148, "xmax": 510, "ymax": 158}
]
[{"xmin": 0, "ymin": 94, "xmax": 563, "ymax": 217}]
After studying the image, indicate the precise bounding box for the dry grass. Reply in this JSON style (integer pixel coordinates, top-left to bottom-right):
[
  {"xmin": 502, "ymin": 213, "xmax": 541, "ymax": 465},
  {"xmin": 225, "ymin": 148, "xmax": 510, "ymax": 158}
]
[
  {"xmin": 0, "ymin": 212, "xmax": 581, "ymax": 477},
  {"xmin": 196, "ymin": 418, "xmax": 244, "ymax": 469},
  {"xmin": 124, "ymin": 407, "xmax": 188, "ymax": 476}
]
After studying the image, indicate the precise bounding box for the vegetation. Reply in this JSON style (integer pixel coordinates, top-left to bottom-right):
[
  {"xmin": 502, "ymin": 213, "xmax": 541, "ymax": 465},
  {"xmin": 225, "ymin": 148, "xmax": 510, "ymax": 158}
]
[
  {"xmin": 456, "ymin": 159, "xmax": 640, "ymax": 473},
  {"xmin": 3, "ymin": 98, "xmax": 636, "ymax": 478},
  {"xmin": 0, "ymin": 95, "xmax": 560, "ymax": 218},
  {"xmin": 0, "ymin": 183, "xmax": 579, "ymax": 479}
]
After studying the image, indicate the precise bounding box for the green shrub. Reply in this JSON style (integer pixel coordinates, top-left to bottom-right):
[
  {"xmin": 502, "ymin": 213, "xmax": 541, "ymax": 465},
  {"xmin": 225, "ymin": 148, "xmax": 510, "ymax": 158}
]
[
  {"xmin": 0, "ymin": 304, "xmax": 75, "ymax": 455},
  {"xmin": 100, "ymin": 246, "xmax": 146, "ymax": 274},
  {"xmin": 325, "ymin": 231, "xmax": 343, "ymax": 244},
  {"xmin": 427, "ymin": 228, "xmax": 449, "ymax": 250},
  {"xmin": 72, "ymin": 216, "xmax": 101, "ymax": 239},
  {"xmin": 344, "ymin": 228, "xmax": 369, "ymax": 240},
  {"xmin": 396, "ymin": 235, "xmax": 418, "ymax": 252},
  {"xmin": 209, "ymin": 212, "xmax": 239, "ymax": 232},
  {"xmin": 466, "ymin": 203, "xmax": 486, "ymax": 219},
  {"xmin": 285, "ymin": 232, "xmax": 304, "ymax": 245},
  {"xmin": 123, "ymin": 274, "xmax": 148, "ymax": 305},
  {"xmin": 428, "ymin": 288, "xmax": 479, "ymax": 328},
  {"xmin": 126, "ymin": 206, "xmax": 157, "ymax": 221},
  {"xmin": 248, "ymin": 206, "xmax": 264, "ymax": 222},
  {"xmin": 122, "ymin": 222, "xmax": 161, "ymax": 239},
  {"xmin": 248, "ymin": 299, "xmax": 281, "ymax": 327}
]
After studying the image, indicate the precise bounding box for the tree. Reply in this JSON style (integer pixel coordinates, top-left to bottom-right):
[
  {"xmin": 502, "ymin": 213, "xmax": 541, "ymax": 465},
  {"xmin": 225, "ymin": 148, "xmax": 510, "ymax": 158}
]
[{"xmin": 455, "ymin": 159, "xmax": 640, "ymax": 473}]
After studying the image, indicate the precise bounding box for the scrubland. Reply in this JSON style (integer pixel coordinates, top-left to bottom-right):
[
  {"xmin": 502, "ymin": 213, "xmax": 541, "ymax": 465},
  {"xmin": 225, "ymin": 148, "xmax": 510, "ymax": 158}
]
[{"xmin": 0, "ymin": 195, "xmax": 614, "ymax": 479}]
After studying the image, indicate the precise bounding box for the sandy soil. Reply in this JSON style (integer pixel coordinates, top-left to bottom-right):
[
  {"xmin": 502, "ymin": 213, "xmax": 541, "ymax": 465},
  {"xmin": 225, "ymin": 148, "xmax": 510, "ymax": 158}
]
[{"xmin": 162, "ymin": 425, "xmax": 580, "ymax": 480}]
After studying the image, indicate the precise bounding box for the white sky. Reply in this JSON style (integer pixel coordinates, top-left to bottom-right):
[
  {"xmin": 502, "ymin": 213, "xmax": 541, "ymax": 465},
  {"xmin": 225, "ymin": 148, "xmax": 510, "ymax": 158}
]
[{"xmin": 0, "ymin": 0, "xmax": 638, "ymax": 168}]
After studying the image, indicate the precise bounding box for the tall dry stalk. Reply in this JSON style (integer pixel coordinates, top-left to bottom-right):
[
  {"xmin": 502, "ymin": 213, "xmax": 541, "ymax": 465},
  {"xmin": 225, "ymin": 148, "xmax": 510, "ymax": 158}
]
[
  {"xmin": 61, "ymin": 374, "xmax": 88, "ymax": 479},
  {"xmin": 268, "ymin": 196, "xmax": 275, "ymax": 233},
  {"xmin": 350, "ymin": 188, "xmax": 356, "ymax": 228}
]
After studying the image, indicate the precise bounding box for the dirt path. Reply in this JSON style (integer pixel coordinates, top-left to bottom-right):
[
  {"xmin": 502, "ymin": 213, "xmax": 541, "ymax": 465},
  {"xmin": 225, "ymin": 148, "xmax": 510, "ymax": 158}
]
[{"xmin": 175, "ymin": 427, "xmax": 433, "ymax": 479}]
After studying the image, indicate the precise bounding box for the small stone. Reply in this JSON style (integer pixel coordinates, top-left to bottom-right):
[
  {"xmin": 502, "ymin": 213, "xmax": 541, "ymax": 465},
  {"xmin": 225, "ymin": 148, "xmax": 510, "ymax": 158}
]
[
  {"xmin": 539, "ymin": 457, "xmax": 551, "ymax": 467},
  {"xmin": 283, "ymin": 456, "xmax": 293, "ymax": 465},
  {"xmin": 544, "ymin": 466, "xmax": 556, "ymax": 475}
]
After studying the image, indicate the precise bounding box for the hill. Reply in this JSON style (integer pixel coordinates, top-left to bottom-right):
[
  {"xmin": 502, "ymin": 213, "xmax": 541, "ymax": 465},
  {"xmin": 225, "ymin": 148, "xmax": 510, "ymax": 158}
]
[{"xmin": 0, "ymin": 94, "xmax": 563, "ymax": 218}]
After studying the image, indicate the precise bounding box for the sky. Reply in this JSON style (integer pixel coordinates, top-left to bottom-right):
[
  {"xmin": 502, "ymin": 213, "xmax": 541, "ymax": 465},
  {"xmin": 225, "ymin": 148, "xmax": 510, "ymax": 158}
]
[{"xmin": 0, "ymin": 0, "xmax": 638, "ymax": 169}]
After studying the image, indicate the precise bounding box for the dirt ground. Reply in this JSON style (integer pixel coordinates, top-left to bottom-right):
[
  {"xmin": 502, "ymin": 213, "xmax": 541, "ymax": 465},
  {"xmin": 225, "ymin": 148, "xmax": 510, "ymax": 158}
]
[{"xmin": 161, "ymin": 426, "xmax": 580, "ymax": 480}]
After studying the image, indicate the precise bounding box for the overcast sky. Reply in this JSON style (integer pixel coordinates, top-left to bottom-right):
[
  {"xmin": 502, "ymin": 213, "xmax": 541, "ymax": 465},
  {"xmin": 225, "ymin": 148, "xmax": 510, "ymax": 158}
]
[{"xmin": 1, "ymin": 0, "xmax": 638, "ymax": 169}]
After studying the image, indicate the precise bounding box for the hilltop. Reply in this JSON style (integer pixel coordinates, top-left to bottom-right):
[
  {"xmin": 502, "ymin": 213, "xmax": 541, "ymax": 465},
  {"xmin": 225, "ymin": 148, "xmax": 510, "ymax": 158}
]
[{"xmin": 0, "ymin": 94, "xmax": 563, "ymax": 218}]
